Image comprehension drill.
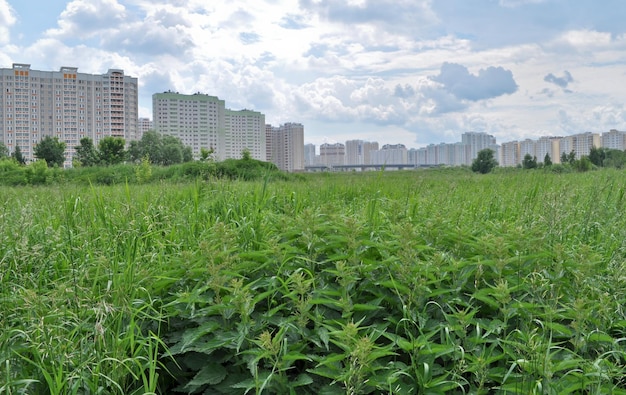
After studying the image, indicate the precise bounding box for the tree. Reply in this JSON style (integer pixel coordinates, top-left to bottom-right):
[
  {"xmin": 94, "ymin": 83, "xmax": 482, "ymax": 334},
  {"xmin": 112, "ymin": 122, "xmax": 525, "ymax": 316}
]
[
  {"xmin": 12, "ymin": 145, "xmax": 26, "ymax": 165},
  {"xmin": 0, "ymin": 142, "xmax": 8, "ymax": 159},
  {"xmin": 543, "ymin": 153, "xmax": 552, "ymax": 167},
  {"xmin": 522, "ymin": 153, "xmax": 538, "ymax": 169},
  {"xmin": 588, "ymin": 146, "xmax": 605, "ymax": 167},
  {"xmin": 74, "ymin": 137, "xmax": 100, "ymax": 167},
  {"xmin": 560, "ymin": 151, "xmax": 568, "ymax": 164},
  {"xmin": 567, "ymin": 150, "xmax": 576, "ymax": 165},
  {"xmin": 34, "ymin": 136, "xmax": 66, "ymax": 167},
  {"xmin": 98, "ymin": 136, "xmax": 126, "ymax": 165},
  {"xmin": 471, "ymin": 148, "xmax": 498, "ymax": 174},
  {"xmin": 130, "ymin": 131, "xmax": 192, "ymax": 166}
]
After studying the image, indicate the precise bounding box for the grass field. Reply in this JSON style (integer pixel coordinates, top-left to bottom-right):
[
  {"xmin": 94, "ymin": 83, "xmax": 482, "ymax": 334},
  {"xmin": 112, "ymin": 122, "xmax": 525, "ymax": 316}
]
[{"xmin": 1, "ymin": 168, "xmax": 625, "ymax": 394}]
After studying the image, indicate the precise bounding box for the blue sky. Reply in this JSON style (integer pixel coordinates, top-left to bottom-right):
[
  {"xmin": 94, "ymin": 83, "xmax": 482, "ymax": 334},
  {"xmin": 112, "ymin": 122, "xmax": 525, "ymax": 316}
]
[{"xmin": 2, "ymin": 0, "xmax": 626, "ymax": 148}]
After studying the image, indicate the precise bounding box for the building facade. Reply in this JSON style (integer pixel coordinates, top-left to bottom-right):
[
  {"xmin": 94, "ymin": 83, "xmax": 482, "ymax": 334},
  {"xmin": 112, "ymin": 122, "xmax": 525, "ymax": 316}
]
[
  {"xmin": 319, "ymin": 142, "xmax": 345, "ymax": 167},
  {"xmin": 267, "ymin": 122, "xmax": 304, "ymax": 172},
  {"xmin": 138, "ymin": 117, "xmax": 152, "ymax": 139},
  {"xmin": 0, "ymin": 63, "xmax": 138, "ymax": 166}
]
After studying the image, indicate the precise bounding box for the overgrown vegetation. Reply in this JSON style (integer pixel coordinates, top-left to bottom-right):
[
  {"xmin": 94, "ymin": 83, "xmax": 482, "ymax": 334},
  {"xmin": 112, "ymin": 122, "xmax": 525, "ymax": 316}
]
[{"xmin": 1, "ymin": 169, "xmax": 626, "ymax": 394}]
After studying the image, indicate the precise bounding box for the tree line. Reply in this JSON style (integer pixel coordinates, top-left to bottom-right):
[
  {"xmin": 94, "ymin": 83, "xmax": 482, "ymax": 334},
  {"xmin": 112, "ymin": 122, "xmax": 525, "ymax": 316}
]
[
  {"xmin": 471, "ymin": 145, "xmax": 626, "ymax": 174},
  {"xmin": 0, "ymin": 131, "xmax": 194, "ymax": 168}
]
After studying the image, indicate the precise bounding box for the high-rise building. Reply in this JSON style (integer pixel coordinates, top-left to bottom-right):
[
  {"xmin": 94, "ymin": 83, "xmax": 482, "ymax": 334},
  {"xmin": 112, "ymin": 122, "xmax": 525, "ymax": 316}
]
[
  {"xmin": 152, "ymin": 92, "xmax": 266, "ymax": 161},
  {"xmin": 138, "ymin": 117, "xmax": 152, "ymax": 139},
  {"xmin": 320, "ymin": 142, "xmax": 345, "ymax": 167},
  {"xmin": 224, "ymin": 109, "xmax": 266, "ymax": 161},
  {"xmin": 304, "ymin": 143, "xmax": 317, "ymax": 166},
  {"xmin": 602, "ymin": 129, "xmax": 626, "ymax": 150},
  {"xmin": 370, "ymin": 144, "xmax": 407, "ymax": 165},
  {"xmin": 267, "ymin": 122, "xmax": 304, "ymax": 172},
  {"xmin": 153, "ymin": 92, "xmax": 225, "ymax": 158},
  {"xmin": 500, "ymin": 141, "xmax": 520, "ymax": 167},
  {"xmin": 559, "ymin": 132, "xmax": 600, "ymax": 159},
  {"xmin": 536, "ymin": 136, "xmax": 560, "ymax": 164},
  {"xmin": 345, "ymin": 140, "xmax": 379, "ymax": 165},
  {"xmin": 0, "ymin": 63, "xmax": 138, "ymax": 166},
  {"xmin": 461, "ymin": 132, "xmax": 498, "ymax": 165}
]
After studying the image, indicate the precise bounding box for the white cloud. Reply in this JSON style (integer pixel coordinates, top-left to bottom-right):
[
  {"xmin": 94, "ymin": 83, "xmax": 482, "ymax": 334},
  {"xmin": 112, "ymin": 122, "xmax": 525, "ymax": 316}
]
[
  {"xmin": 46, "ymin": 0, "xmax": 127, "ymax": 38},
  {"xmin": 0, "ymin": 0, "xmax": 16, "ymax": 45}
]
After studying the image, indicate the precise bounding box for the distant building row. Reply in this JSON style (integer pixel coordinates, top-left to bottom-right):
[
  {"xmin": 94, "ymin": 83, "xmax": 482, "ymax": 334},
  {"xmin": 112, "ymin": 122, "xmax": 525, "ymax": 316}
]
[
  {"xmin": 0, "ymin": 64, "xmax": 304, "ymax": 171},
  {"xmin": 306, "ymin": 130, "xmax": 626, "ymax": 169},
  {"xmin": 305, "ymin": 132, "xmax": 499, "ymax": 169}
]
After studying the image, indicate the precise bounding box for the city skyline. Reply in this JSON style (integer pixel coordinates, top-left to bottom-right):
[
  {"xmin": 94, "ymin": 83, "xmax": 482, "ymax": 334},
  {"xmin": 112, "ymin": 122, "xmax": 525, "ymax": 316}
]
[{"xmin": 2, "ymin": 1, "xmax": 626, "ymax": 149}]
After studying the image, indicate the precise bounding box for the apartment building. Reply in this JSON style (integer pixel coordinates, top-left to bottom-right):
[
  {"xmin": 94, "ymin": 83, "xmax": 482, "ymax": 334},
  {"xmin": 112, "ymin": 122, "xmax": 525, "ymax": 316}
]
[
  {"xmin": 559, "ymin": 132, "xmax": 600, "ymax": 159},
  {"xmin": 345, "ymin": 139, "xmax": 379, "ymax": 165},
  {"xmin": 319, "ymin": 142, "xmax": 345, "ymax": 167},
  {"xmin": 601, "ymin": 129, "xmax": 626, "ymax": 150},
  {"xmin": 370, "ymin": 144, "xmax": 408, "ymax": 165},
  {"xmin": 138, "ymin": 117, "xmax": 152, "ymax": 139},
  {"xmin": 223, "ymin": 109, "xmax": 266, "ymax": 161},
  {"xmin": 304, "ymin": 143, "xmax": 317, "ymax": 166},
  {"xmin": 462, "ymin": 131, "xmax": 497, "ymax": 165},
  {"xmin": 267, "ymin": 122, "xmax": 304, "ymax": 172},
  {"xmin": 0, "ymin": 63, "xmax": 138, "ymax": 166},
  {"xmin": 153, "ymin": 92, "xmax": 225, "ymax": 158}
]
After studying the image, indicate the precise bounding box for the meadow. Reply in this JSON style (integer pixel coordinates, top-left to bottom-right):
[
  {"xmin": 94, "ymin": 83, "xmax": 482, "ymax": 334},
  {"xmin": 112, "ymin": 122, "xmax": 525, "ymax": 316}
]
[{"xmin": 1, "ymin": 168, "xmax": 625, "ymax": 394}]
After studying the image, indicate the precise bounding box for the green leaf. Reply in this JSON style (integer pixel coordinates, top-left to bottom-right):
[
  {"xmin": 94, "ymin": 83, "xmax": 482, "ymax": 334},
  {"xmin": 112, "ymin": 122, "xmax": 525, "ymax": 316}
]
[{"xmin": 186, "ymin": 363, "xmax": 227, "ymax": 388}]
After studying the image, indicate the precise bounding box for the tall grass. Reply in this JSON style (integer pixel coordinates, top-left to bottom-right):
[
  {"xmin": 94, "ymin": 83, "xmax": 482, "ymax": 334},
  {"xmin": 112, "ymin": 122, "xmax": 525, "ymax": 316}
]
[{"xmin": 1, "ymin": 169, "xmax": 625, "ymax": 393}]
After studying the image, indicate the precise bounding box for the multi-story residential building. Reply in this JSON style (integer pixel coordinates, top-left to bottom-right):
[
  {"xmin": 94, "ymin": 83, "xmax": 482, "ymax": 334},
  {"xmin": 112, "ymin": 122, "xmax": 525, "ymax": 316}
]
[
  {"xmin": 370, "ymin": 144, "xmax": 407, "ymax": 165},
  {"xmin": 138, "ymin": 117, "xmax": 152, "ymax": 139},
  {"xmin": 559, "ymin": 132, "xmax": 600, "ymax": 159},
  {"xmin": 519, "ymin": 139, "xmax": 535, "ymax": 161},
  {"xmin": 223, "ymin": 109, "xmax": 266, "ymax": 161},
  {"xmin": 461, "ymin": 132, "xmax": 497, "ymax": 165},
  {"xmin": 153, "ymin": 92, "xmax": 266, "ymax": 161},
  {"xmin": 153, "ymin": 92, "xmax": 225, "ymax": 158},
  {"xmin": 319, "ymin": 142, "xmax": 345, "ymax": 167},
  {"xmin": 601, "ymin": 129, "xmax": 626, "ymax": 150},
  {"xmin": 345, "ymin": 140, "xmax": 379, "ymax": 165},
  {"xmin": 267, "ymin": 122, "xmax": 304, "ymax": 172},
  {"xmin": 500, "ymin": 141, "xmax": 520, "ymax": 167},
  {"xmin": 536, "ymin": 136, "xmax": 560, "ymax": 164},
  {"xmin": 304, "ymin": 143, "xmax": 317, "ymax": 166},
  {"xmin": 0, "ymin": 63, "xmax": 138, "ymax": 166}
]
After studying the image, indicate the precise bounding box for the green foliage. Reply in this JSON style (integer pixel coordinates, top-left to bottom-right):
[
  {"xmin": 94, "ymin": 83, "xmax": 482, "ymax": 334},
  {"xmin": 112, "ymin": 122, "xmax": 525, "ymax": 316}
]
[
  {"xmin": 98, "ymin": 136, "xmax": 127, "ymax": 165},
  {"xmin": 2, "ymin": 170, "xmax": 626, "ymax": 393},
  {"xmin": 34, "ymin": 136, "xmax": 66, "ymax": 167},
  {"xmin": 543, "ymin": 152, "xmax": 552, "ymax": 167},
  {"xmin": 522, "ymin": 153, "xmax": 538, "ymax": 169},
  {"xmin": 129, "ymin": 131, "xmax": 191, "ymax": 166},
  {"xmin": 135, "ymin": 155, "xmax": 153, "ymax": 183},
  {"xmin": 25, "ymin": 160, "xmax": 49, "ymax": 184},
  {"xmin": 589, "ymin": 145, "xmax": 605, "ymax": 167},
  {"xmin": 12, "ymin": 145, "xmax": 26, "ymax": 165},
  {"xmin": 573, "ymin": 155, "xmax": 592, "ymax": 172},
  {"xmin": 0, "ymin": 142, "xmax": 8, "ymax": 159},
  {"xmin": 74, "ymin": 137, "xmax": 100, "ymax": 167},
  {"xmin": 471, "ymin": 148, "xmax": 498, "ymax": 174}
]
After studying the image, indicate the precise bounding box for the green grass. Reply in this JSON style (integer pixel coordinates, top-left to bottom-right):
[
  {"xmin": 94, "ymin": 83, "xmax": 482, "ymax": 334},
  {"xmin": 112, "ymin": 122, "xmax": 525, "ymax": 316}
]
[{"xmin": 1, "ymin": 169, "xmax": 625, "ymax": 394}]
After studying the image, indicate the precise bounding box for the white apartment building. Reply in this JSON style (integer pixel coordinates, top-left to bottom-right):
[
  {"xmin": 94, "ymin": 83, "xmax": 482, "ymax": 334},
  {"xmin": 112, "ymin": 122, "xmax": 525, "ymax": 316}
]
[
  {"xmin": 536, "ymin": 136, "xmax": 560, "ymax": 164},
  {"xmin": 519, "ymin": 139, "xmax": 535, "ymax": 161},
  {"xmin": 304, "ymin": 143, "xmax": 317, "ymax": 166},
  {"xmin": 153, "ymin": 92, "xmax": 225, "ymax": 158},
  {"xmin": 267, "ymin": 122, "xmax": 304, "ymax": 172},
  {"xmin": 0, "ymin": 63, "xmax": 138, "ymax": 166},
  {"xmin": 500, "ymin": 141, "xmax": 520, "ymax": 167},
  {"xmin": 223, "ymin": 109, "xmax": 266, "ymax": 161},
  {"xmin": 601, "ymin": 129, "xmax": 626, "ymax": 150},
  {"xmin": 345, "ymin": 140, "xmax": 379, "ymax": 165},
  {"xmin": 461, "ymin": 132, "xmax": 497, "ymax": 165},
  {"xmin": 370, "ymin": 144, "xmax": 408, "ymax": 165},
  {"xmin": 153, "ymin": 92, "xmax": 266, "ymax": 161},
  {"xmin": 138, "ymin": 117, "xmax": 152, "ymax": 139},
  {"xmin": 559, "ymin": 132, "xmax": 600, "ymax": 159},
  {"xmin": 319, "ymin": 142, "xmax": 345, "ymax": 167}
]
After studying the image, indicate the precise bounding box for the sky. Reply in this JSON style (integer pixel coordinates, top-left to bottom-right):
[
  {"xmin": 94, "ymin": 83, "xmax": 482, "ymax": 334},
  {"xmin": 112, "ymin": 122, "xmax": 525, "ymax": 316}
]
[{"xmin": 2, "ymin": 0, "xmax": 626, "ymax": 149}]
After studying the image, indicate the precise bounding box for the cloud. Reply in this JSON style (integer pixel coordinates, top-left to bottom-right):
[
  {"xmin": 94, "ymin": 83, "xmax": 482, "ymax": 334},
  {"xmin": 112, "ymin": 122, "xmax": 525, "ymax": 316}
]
[
  {"xmin": 46, "ymin": 0, "xmax": 127, "ymax": 38},
  {"xmin": 498, "ymin": 0, "xmax": 546, "ymax": 7},
  {"xmin": 544, "ymin": 70, "xmax": 573, "ymax": 88},
  {"xmin": 429, "ymin": 62, "xmax": 518, "ymax": 102},
  {"xmin": 299, "ymin": 0, "xmax": 438, "ymax": 36},
  {"xmin": 0, "ymin": 0, "xmax": 16, "ymax": 44}
]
